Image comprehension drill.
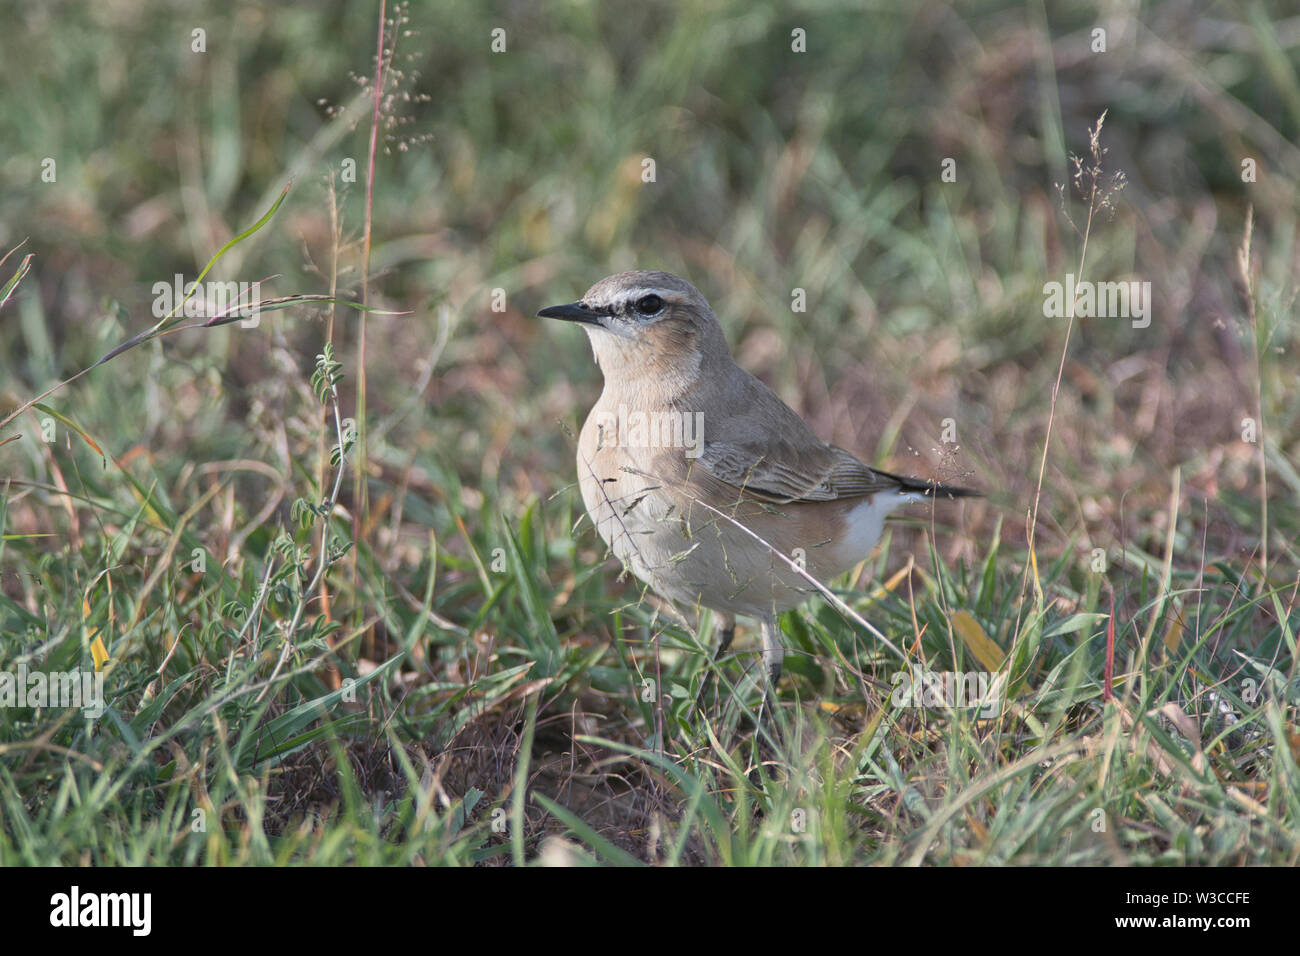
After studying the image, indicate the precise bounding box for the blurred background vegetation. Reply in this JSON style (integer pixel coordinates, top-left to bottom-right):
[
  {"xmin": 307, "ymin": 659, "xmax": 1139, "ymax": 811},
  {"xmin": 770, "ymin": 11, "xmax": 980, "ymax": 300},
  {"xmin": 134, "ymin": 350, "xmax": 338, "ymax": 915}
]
[{"xmin": 0, "ymin": 0, "xmax": 1296, "ymax": 865}]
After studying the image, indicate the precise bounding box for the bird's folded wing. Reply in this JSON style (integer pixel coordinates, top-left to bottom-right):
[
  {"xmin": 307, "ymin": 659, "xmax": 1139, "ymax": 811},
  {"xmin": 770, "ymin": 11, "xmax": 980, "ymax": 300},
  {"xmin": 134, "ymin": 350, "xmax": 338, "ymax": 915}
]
[
  {"xmin": 696, "ymin": 439, "xmax": 904, "ymax": 503},
  {"xmin": 679, "ymin": 368, "xmax": 910, "ymax": 504}
]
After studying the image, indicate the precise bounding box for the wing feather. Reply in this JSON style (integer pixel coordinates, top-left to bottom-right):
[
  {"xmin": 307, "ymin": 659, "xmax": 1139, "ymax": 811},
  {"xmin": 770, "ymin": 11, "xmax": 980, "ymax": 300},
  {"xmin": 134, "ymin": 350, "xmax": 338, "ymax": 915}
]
[{"xmin": 684, "ymin": 368, "xmax": 977, "ymax": 504}]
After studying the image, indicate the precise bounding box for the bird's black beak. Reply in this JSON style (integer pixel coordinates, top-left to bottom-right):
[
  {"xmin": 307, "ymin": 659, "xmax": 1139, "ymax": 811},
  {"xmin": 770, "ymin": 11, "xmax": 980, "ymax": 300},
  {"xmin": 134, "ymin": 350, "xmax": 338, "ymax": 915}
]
[{"xmin": 537, "ymin": 301, "xmax": 603, "ymax": 326}]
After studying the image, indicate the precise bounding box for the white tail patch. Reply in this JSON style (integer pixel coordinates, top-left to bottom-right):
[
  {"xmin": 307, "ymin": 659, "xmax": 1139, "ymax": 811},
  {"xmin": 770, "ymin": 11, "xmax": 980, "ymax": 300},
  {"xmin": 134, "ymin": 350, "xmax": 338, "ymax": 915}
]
[{"xmin": 833, "ymin": 491, "xmax": 911, "ymax": 568}]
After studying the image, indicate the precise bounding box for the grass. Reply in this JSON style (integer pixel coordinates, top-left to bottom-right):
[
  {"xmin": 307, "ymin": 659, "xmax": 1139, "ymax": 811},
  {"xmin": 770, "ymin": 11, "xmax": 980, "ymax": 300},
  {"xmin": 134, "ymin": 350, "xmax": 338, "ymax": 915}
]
[{"xmin": 0, "ymin": 0, "xmax": 1297, "ymax": 866}]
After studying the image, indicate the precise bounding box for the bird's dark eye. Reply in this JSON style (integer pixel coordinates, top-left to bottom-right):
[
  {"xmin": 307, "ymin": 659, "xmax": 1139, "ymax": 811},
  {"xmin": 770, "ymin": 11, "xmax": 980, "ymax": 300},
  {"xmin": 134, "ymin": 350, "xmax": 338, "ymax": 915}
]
[{"xmin": 635, "ymin": 294, "xmax": 665, "ymax": 316}]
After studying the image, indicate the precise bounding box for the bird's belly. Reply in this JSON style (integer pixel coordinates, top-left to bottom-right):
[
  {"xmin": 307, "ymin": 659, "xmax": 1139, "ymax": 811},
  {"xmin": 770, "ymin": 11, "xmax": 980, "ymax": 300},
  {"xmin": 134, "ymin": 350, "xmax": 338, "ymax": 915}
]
[{"xmin": 576, "ymin": 443, "xmax": 834, "ymax": 617}]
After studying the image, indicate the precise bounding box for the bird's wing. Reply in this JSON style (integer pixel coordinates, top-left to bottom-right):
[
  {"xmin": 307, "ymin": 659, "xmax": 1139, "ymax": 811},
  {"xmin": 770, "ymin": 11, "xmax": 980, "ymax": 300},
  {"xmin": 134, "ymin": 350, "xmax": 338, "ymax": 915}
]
[
  {"xmin": 696, "ymin": 438, "xmax": 910, "ymax": 503},
  {"xmin": 685, "ymin": 370, "xmax": 906, "ymax": 503},
  {"xmin": 688, "ymin": 368, "xmax": 978, "ymax": 504}
]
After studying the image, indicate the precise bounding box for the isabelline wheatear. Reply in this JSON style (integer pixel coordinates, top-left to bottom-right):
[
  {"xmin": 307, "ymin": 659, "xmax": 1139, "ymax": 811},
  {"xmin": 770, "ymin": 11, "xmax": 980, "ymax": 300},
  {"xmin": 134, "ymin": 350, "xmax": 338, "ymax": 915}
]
[{"xmin": 539, "ymin": 270, "xmax": 976, "ymax": 726}]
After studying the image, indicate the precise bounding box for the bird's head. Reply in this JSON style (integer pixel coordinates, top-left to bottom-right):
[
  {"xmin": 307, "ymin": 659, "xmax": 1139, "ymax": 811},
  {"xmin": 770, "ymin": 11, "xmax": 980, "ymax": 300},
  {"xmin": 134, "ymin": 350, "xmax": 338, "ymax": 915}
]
[{"xmin": 538, "ymin": 270, "xmax": 728, "ymax": 390}]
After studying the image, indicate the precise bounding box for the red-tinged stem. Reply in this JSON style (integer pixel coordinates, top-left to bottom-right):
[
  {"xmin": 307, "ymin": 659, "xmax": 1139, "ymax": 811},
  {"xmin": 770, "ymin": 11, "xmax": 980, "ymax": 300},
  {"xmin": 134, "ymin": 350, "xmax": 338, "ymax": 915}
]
[
  {"xmin": 1104, "ymin": 589, "xmax": 1115, "ymax": 702},
  {"xmin": 353, "ymin": 0, "xmax": 387, "ymax": 628}
]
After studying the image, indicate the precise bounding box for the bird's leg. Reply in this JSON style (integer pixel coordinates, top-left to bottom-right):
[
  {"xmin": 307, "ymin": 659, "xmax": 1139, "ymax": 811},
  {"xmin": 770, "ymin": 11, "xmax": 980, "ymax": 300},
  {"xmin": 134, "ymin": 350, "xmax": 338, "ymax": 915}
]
[
  {"xmin": 759, "ymin": 613, "xmax": 785, "ymax": 691},
  {"xmin": 751, "ymin": 613, "xmax": 784, "ymax": 777},
  {"xmin": 693, "ymin": 613, "xmax": 735, "ymax": 712}
]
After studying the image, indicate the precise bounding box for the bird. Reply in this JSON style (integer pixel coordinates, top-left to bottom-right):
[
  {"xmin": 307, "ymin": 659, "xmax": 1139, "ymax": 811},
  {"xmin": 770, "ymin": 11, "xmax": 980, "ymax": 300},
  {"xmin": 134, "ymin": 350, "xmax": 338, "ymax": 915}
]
[{"xmin": 538, "ymin": 270, "xmax": 976, "ymax": 739}]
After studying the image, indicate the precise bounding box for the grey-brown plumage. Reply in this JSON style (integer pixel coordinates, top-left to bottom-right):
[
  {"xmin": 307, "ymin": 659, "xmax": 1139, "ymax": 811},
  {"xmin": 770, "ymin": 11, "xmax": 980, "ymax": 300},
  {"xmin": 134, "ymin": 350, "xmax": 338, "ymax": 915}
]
[{"xmin": 539, "ymin": 270, "xmax": 976, "ymax": 736}]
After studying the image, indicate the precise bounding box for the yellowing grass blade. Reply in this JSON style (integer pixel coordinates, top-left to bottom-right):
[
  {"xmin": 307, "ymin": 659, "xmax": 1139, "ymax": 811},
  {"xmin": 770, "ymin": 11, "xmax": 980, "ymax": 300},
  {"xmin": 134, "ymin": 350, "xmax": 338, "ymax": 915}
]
[
  {"xmin": 951, "ymin": 609, "xmax": 1005, "ymax": 671},
  {"xmin": 83, "ymin": 597, "xmax": 109, "ymax": 671}
]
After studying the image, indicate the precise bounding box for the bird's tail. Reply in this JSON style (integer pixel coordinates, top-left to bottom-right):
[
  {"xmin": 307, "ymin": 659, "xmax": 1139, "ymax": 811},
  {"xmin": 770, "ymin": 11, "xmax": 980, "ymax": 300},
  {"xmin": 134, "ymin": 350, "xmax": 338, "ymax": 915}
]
[{"xmin": 881, "ymin": 468, "xmax": 981, "ymax": 501}]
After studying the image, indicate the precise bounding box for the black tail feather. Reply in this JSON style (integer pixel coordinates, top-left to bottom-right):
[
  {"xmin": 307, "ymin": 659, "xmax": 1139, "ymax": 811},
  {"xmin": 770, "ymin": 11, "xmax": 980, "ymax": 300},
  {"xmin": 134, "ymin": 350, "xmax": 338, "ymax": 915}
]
[{"xmin": 883, "ymin": 469, "xmax": 981, "ymax": 501}]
